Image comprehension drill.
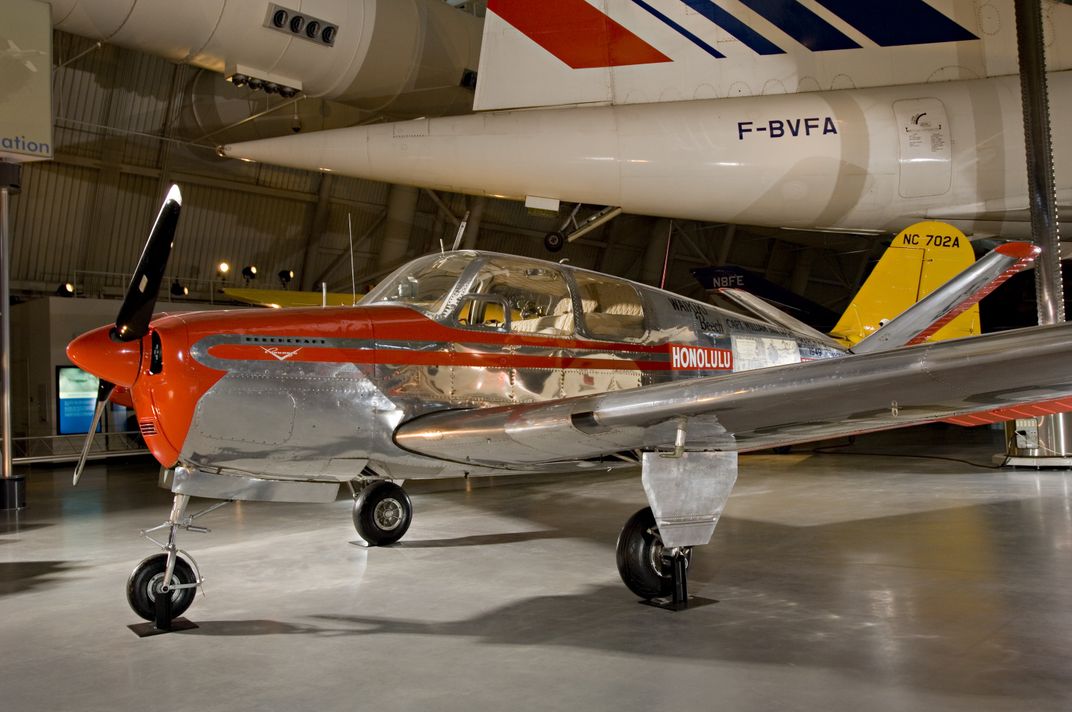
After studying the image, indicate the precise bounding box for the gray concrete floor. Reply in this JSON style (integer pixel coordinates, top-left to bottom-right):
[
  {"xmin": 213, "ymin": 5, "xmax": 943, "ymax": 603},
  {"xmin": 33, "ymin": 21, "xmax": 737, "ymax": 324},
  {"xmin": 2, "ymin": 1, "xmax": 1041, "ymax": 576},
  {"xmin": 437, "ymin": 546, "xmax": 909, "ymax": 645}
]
[{"xmin": 1, "ymin": 427, "xmax": 1071, "ymax": 711}]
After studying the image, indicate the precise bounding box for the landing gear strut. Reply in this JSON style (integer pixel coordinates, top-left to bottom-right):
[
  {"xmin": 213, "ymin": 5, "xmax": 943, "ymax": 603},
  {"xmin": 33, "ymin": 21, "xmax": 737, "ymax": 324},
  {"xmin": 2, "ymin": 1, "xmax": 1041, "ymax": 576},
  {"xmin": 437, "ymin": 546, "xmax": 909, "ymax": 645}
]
[
  {"xmin": 351, "ymin": 480, "xmax": 412, "ymax": 546},
  {"xmin": 127, "ymin": 493, "xmax": 229, "ymax": 636}
]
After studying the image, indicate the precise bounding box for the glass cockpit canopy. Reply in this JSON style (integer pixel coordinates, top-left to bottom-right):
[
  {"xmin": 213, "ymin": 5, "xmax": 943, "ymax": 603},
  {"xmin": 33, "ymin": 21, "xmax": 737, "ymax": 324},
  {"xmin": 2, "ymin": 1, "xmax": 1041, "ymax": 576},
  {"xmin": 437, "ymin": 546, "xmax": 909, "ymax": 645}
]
[
  {"xmin": 360, "ymin": 251, "xmax": 570, "ymax": 323},
  {"xmin": 360, "ymin": 252, "xmax": 476, "ymax": 315},
  {"xmin": 361, "ymin": 251, "xmax": 647, "ymax": 341}
]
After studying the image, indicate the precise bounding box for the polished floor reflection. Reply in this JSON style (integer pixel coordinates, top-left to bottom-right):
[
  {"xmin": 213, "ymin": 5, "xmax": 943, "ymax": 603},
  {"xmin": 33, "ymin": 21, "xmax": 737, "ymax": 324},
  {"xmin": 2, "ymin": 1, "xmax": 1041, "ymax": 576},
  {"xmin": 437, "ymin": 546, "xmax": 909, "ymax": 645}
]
[{"xmin": 1, "ymin": 427, "xmax": 1071, "ymax": 711}]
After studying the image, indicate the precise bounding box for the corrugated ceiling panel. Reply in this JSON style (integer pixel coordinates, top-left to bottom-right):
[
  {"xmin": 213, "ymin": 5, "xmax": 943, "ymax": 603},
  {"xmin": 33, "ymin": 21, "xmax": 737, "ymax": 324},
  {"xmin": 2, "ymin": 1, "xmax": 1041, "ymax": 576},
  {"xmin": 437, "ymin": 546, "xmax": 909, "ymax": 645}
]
[
  {"xmin": 51, "ymin": 34, "xmax": 121, "ymax": 161},
  {"xmin": 256, "ymin": 164, "xmax": 317, "ymax": 194},
  {"xmin": 331, "ymin": 176, "xmax": 389, "ymax": 206},
  {"xmin": 10, "ymin": 162, "xmax": 98, "ymax": 284},
  {"xmin": 106, "ymin": 175, "xmax": 161, "ymax": 278},
  {"xmin": 117, "ymin": 50, "xmax": 178, "ymax": 168},
  {"xmin": 167, "ymin": 185, "xmax": 310, "ymax": 289}
]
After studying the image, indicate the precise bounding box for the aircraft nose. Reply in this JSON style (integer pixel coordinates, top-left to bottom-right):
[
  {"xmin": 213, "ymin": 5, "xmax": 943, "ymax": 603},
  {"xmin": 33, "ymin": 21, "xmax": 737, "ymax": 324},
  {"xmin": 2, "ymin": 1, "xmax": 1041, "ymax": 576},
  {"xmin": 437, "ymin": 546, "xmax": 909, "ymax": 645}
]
[{"xmin": 66, "ymin": 325, "xmax": 142, "ymax": 388}]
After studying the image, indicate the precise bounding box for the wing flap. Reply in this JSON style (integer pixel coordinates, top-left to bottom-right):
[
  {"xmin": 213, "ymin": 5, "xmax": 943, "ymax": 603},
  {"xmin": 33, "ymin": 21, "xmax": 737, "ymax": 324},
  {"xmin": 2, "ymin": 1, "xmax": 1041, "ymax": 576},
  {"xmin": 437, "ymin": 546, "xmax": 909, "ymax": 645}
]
[{"xmin": 395, "ymin": 323, "xmax": 1072, "ymax": 466}]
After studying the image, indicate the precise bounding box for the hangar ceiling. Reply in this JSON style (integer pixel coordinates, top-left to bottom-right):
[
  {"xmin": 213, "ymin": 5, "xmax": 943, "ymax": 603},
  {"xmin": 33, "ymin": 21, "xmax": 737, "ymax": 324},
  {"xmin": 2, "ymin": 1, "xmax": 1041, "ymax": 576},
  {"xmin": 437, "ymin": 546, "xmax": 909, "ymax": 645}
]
[{"xmin": 10, "ymin": 16, "xmax": 880, "ymax": 318}]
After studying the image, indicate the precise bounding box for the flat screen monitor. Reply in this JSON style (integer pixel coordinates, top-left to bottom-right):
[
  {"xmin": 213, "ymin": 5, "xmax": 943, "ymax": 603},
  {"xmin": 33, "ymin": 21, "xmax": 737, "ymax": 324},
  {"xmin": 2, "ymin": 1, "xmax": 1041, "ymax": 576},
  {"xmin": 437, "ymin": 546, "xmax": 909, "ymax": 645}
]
[{"xmin": 56, "ymin": 366, "xmax": 101, "ymax": 435}]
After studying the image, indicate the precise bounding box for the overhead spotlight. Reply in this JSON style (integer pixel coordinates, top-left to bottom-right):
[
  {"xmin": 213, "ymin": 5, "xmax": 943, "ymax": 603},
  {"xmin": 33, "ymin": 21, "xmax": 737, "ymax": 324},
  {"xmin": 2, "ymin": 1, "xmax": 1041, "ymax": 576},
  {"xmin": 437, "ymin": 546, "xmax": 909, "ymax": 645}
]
[
  {"xmin": 321, "ymin": 25, "xmax": 337, "ymax": 45},
  {"xmin": 229, "ymin": 73, "xmax": 248, "ymax": 87},
  {"xmin": 247, "ymin": 77, "xmax": 264, "ymax": 91},
  {"xmin": 170, "ymin": 280, "xmax": 188, "ymax": 297},
  {"xmin": 263, "ymin": 82, "xmax": 280, "ymax": 95},
  {"xmin": 280, "ymin": 86, "xmax": 299, "ymax": 99},
  {"xmin": 278, "ymin": 269, "xmax": 295, "ymax": 288},
  {"xmin": 271, "ymin": 8, "xmax": 288, "ymax": 28},
  {"xmin": 217, "ymin": 261, "xmax": 231, "ymax": 278},
  {"xmin": 289, "ymin": 15, "xmax": 305, "ymax": 33},
  {"xmin": 241, "ymin": 265, "xmax": 258, "ymax": 284},
  {"xmin": 55, "ymin": 282, "xmax": 75, "ymax": 297},
  {"xmin": 305, "ymin": 20, "xmax": 320, "ymax": 39}
]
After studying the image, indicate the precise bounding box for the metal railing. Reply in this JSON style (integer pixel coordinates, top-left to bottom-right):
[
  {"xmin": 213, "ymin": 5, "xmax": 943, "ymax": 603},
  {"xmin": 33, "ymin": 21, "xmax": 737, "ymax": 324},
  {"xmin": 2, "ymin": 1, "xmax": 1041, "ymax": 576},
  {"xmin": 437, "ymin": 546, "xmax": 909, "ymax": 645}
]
[{"xmin": 10, "ymin": 431, "xmax": 149, "ymax": 465}]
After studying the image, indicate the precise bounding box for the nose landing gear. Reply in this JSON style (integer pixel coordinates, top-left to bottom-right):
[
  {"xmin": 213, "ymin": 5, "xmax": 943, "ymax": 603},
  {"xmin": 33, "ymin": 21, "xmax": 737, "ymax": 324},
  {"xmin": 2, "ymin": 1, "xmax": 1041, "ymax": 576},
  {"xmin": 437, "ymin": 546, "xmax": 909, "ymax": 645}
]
[{"xmin": 127, "ymin": 493, "xmax": 231, "ymax": 637}]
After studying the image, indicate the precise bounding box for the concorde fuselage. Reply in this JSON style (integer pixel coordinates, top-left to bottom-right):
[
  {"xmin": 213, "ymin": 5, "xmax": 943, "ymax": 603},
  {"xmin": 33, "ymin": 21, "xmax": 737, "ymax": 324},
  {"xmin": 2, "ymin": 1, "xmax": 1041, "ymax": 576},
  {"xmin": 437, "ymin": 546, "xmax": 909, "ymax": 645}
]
[{"xmin": 223, "ymin": 71, "xmax": 1072, "ymax": 237}]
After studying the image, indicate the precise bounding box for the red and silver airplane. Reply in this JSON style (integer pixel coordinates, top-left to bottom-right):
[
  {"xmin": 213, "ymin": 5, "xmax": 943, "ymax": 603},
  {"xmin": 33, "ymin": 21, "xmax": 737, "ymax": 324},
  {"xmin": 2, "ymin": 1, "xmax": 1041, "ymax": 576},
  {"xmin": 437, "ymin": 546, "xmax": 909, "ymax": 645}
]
[{"xmin": 68, "ymin": 186, "xmax": 1072, "ymax": 622}]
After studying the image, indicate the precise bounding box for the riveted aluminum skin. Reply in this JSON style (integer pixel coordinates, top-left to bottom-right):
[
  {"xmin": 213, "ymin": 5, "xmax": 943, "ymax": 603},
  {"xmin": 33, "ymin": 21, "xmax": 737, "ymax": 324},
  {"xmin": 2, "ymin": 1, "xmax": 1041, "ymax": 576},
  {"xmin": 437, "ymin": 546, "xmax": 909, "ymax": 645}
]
[{"xmin": 395, "ymin": 322, "xmax": 1072, "ymax": 466}]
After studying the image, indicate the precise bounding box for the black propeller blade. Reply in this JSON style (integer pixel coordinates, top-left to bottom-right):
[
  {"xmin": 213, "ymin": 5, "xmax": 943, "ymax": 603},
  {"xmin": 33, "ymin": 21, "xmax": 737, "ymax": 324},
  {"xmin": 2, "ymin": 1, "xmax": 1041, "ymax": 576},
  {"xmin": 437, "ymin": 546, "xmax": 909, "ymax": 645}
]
[
  {"xmin": 72, "ymin": 379, "xmax": 116, "ymax": 485},
  {"xmin": 112, "ymin": 185, "xmax": 182, "ymax": 342}
]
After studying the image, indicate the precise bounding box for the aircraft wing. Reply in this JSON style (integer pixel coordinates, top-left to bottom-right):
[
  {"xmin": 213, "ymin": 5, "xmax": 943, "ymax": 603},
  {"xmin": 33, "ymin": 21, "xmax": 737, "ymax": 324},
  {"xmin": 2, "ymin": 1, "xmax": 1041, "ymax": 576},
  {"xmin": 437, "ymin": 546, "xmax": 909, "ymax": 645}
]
[
  {"xmin": 850, "ymin": 242, "xmax": 1040, "ymax": 354},
  {"xmin": 394, "ymin": 322, "xmax": 1072, "ymax": 467}
]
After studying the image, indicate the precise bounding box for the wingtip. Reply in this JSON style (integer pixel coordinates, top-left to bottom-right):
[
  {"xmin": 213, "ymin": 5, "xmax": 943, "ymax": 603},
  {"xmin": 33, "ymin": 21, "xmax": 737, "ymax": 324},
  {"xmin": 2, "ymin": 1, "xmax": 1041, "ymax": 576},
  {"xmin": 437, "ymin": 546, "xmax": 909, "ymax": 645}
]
[{"xmin": 995, "ymin": 242, "xmax": 1041, "ymax": 260}]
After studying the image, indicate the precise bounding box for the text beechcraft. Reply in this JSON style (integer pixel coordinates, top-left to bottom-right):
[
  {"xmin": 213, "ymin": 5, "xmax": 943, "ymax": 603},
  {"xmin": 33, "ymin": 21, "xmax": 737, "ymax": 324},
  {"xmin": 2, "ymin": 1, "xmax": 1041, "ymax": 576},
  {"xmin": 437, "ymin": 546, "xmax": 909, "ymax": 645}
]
[{"xmin": 68, "ymin": 187, "xmax": 1072, "ymax": 623}]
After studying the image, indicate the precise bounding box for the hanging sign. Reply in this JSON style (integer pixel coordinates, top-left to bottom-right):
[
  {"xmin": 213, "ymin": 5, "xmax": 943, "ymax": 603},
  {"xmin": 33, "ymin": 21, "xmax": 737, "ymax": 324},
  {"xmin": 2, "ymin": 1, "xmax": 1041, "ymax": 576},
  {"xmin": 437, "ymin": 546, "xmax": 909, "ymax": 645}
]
[{"xmin": 0, "ymin": 0, "xmax": 53, "ymax": 163}]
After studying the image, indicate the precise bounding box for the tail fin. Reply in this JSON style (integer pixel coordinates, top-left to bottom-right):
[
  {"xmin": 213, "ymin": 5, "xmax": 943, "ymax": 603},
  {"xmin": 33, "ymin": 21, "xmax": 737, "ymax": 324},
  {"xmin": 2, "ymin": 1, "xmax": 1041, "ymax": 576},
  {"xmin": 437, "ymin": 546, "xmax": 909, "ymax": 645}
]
[
  {"xmin": 476, "ymin": 1, "xmax": 1001, "ymax": 112},
  {"xmin": 829, "ymin": 222, "xmax": 978, "ymax": 347}
]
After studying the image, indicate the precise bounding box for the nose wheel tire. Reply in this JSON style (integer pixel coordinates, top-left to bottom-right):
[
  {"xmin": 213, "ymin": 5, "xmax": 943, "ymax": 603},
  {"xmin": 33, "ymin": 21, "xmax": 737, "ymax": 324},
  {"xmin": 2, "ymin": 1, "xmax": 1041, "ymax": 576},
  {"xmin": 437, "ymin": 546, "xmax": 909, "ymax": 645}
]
[
  {"xmin": 616, "ymin": 507, "xmax": 691, "ymax": 600},
  {"xmin": 353, "ymin": 481, "xmax": 412, "ymax": 546},
  {"xmin": 126, "ymin": 553, "xmax": 196, "ymax": 622}
]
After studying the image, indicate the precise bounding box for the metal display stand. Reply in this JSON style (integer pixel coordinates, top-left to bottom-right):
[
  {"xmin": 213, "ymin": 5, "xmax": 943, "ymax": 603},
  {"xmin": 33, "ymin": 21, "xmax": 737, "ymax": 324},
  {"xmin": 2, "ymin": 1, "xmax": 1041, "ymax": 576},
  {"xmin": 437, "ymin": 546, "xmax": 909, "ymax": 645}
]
[{"xmin": 128, "ymin": 594, "xmax": 198, "ymax": 638}]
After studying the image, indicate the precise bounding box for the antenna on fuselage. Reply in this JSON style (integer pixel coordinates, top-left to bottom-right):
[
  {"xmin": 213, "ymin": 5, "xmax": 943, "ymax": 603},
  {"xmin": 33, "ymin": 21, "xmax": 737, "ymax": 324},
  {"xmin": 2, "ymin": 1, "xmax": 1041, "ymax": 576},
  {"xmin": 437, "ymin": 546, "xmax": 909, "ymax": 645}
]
[
  {"xmin": 450, "ymin": 210, "xmax": 470, "ymax": 251},
  {"xmin": 347, "ymin": 212, "xmax": 357, "ymax": 306}
]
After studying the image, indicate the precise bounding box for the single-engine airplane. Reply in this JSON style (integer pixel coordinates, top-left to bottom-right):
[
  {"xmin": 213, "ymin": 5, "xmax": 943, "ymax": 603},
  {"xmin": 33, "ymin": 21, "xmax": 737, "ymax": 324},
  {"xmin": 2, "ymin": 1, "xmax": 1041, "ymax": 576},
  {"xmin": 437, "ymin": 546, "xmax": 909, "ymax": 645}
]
[{"xmin": 69, "ymin": 186, "xmax": 1072, "ymax": 622}]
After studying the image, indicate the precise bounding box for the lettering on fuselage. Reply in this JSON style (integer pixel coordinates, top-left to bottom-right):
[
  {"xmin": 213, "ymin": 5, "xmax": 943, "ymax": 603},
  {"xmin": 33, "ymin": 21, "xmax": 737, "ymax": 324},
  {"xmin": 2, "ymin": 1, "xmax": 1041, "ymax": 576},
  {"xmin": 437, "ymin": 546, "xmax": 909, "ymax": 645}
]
[
  {"xmin": 670, "ymin": 345, "xmax": 733, "ymax": 371},
  {"xmin": 667, "ymin": 296, "xmax": 723, "ymax": 332},
  {"xmin": 737, "ymin": 117, "xmax": 838, "ymax": 140},
  {"xmin": 897, "ymin": 232, "xmax": 961, "ymax": 248}
]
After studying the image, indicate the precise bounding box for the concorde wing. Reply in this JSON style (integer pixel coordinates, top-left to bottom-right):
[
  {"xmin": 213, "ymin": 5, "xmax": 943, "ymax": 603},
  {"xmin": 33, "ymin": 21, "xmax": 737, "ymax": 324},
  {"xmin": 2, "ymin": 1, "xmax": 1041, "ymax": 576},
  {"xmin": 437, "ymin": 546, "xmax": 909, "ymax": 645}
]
[{"xmin": 394, "ymin": 323, "xmax": 1072, "ymax": 468}]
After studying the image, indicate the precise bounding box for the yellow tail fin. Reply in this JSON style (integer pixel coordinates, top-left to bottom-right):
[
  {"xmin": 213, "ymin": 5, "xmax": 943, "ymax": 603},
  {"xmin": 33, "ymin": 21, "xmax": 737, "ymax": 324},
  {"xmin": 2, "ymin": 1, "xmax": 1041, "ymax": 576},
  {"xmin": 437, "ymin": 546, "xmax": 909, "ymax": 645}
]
[{"xmin": 830, "ymin": 221, "xmax": 980, "ymax": 347}]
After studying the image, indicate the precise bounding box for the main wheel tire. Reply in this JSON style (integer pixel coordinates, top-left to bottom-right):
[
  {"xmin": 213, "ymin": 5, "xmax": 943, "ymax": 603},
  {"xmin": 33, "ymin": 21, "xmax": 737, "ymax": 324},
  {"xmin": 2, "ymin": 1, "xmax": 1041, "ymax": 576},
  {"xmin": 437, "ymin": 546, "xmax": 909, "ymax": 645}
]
[
  {"xmin": 353, "ymin": 481, "xmax": 412, "ymax": 546},
  {"xmin": 616, "ymin": 507, "xmax": 689, "ymax": 599},
  {"xmin": 126, "ymin": 553, "xmax": 197, "ymax": 622}
]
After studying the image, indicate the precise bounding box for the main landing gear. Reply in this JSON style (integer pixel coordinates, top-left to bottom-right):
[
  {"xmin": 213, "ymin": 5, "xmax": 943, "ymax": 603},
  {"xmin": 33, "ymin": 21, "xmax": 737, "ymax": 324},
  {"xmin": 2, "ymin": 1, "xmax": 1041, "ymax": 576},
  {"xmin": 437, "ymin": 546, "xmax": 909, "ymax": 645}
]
[
  {"xmin": 127, "ymin": 493, "xmax": 230, "ymax": 636},
  {"xmin": 350, "ymin": 480, "xmax": 413, "ymax": 546},
  {"xmin": 616, "ymin": 450, "xmax": 739, "ymax": 611},
  {"xmin": 616, "ymin": 507, "xmax": 696, "ymax": 611}
]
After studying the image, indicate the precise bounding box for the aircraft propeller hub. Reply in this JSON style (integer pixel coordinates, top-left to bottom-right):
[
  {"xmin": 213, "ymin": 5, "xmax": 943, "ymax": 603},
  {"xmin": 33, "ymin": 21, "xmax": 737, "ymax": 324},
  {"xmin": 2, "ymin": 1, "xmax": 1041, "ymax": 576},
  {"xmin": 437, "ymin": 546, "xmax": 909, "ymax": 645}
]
[{"xmin": 66, "ymin": 324, "xmax": 142, "ymax": 389}]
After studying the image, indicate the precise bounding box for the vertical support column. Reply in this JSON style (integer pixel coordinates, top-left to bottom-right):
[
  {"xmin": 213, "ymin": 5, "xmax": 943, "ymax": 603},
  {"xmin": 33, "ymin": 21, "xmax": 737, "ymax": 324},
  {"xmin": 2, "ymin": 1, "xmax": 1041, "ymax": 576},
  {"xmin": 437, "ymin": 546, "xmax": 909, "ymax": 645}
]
[
  {"xmin": 377, "ymin": 184, "xmax": 420, "ymax": 270},
  {"xmin": 1015, "ymin": 0, "xmax": 1063, "ymax": 325},
  {"xmin": 790, "ymin": 247, "xmax": 816, "ymax": 296},
  {"xmin": 717, "ymin": 225, "xmax": 736, "ymax": 265},
  {"xmin": 640, "ymin": 219, "xmax": 672, "ymax": 286},
  {"xmin": 0, "ymin": 162, "xmax": 25, "ymax": 510},
  {"xmin": 461, "ymin": 195, "xmax": 486, "ymax": 250},
  {"xmin": 1004, "ymin": 0, "xmax": 1071, "ymax": 463},
  {"xmin": 299, "ymin": 173, "xmax": 334, "ymax": 291}
]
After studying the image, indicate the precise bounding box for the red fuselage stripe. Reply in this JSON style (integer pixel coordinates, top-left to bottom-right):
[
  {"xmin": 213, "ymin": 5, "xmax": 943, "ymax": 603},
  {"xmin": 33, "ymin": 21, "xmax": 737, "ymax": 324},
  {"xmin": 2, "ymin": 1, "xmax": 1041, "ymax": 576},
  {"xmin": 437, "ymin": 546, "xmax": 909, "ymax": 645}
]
[{"xmin": 206, "ymin": 343, "xmax": 732, "ymax": 372}]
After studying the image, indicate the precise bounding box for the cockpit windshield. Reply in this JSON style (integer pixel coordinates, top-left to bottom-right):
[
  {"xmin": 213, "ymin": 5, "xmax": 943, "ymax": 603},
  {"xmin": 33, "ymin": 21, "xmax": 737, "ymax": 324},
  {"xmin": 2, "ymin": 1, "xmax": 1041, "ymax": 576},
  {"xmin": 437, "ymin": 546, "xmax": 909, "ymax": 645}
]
[{"xmin": 360, "ymin": 252, "xmax": 477, "ymax": 314}]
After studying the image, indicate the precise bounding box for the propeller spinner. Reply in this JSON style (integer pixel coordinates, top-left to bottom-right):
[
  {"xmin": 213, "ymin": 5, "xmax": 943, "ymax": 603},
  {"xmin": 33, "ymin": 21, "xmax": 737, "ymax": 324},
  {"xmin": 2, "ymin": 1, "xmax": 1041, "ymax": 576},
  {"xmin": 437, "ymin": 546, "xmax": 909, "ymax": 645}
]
[{"xmin": 67, "ymin": 185, "xmax": 182, "ymax": 484}]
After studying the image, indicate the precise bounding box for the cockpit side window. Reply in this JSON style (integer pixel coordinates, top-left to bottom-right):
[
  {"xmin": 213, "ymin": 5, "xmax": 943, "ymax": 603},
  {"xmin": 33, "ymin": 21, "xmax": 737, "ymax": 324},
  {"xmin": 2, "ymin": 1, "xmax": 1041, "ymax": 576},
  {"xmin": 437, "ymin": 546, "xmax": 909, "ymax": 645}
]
[
  {"xmin": 452, "ymin": 257, "xmax": 573, "ymax": 336},
  {"xmin": 573, "ymin": 273, "xmax": 647, "ymax": 341}
]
